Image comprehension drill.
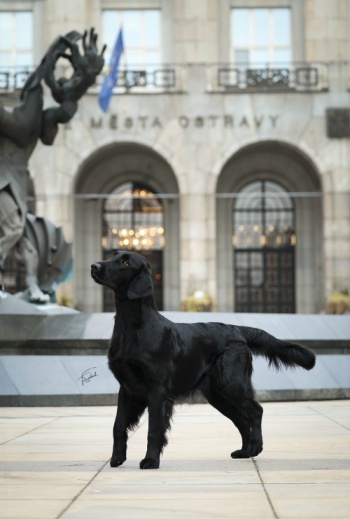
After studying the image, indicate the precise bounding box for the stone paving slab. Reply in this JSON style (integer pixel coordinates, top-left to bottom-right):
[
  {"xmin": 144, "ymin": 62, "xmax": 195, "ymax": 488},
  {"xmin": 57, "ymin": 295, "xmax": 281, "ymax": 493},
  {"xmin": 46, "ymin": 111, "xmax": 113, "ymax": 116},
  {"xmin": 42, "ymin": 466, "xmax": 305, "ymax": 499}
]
[{"xmin": 0, "ymin": 401, "xmax": 349, "ymax": 519}]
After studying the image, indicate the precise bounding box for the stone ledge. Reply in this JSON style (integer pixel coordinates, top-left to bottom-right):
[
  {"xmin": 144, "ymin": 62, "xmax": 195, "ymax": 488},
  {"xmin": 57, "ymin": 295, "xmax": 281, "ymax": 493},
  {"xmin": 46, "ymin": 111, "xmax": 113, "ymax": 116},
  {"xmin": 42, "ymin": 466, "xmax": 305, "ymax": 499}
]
[
  {"xmin": 1, "ymin": 387, "xmax": 349, "ymax": 407},
  {"xmin": 0, "ymin": 312, "xmax": 349, "ymax": 355}
]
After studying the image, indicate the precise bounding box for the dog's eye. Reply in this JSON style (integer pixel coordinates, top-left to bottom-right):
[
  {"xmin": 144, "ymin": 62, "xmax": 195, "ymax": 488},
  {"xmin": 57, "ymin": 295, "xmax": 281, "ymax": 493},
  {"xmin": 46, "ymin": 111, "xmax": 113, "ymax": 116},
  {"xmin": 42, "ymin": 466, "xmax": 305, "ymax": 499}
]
[{"xmin": 121, "ymin": 258, "xmax": 129, "ymax": 267}]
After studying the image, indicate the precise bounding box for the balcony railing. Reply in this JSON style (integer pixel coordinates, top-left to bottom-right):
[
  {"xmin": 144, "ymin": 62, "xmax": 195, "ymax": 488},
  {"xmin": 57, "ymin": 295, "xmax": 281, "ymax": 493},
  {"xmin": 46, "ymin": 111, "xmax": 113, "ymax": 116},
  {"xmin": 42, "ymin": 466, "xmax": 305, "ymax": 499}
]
[
  {"xmin": 0, "ymin": 68, "xmax": 32, "ymax": 90},
  {"xmin": 1, "ymin": 62, "xmax": 349, "ymax": 95},
  {"xmin": 0, "ymin": 65, "xmax": 182, "ymax": 93},
  {"xmin": 114, "ymin": 69, "xmax": 176, "ymax": 90},
  {"xmin": 214, "ymin": 62, "xmax": 330, "ymax": 92}
]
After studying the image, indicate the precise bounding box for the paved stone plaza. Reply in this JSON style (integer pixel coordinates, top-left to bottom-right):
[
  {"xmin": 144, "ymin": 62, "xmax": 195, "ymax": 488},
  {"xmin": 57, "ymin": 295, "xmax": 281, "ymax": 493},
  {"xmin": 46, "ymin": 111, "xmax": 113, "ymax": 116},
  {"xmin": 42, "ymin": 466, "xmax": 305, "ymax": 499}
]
[{"xmin": 0, "ymin": 400, "xmax": 349, "ymax": 519}]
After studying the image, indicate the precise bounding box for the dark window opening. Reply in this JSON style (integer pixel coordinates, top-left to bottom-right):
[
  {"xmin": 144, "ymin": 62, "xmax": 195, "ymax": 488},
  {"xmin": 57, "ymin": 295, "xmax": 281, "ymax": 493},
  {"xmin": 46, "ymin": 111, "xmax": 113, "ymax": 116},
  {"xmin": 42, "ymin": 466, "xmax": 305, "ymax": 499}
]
[
  {"xmin": 102, "ymin": 181, "xmax": 164, "ymax": 311},
  {"xmin": 233, "ymin": 180, "xmax": 295, "ymax": 313}
]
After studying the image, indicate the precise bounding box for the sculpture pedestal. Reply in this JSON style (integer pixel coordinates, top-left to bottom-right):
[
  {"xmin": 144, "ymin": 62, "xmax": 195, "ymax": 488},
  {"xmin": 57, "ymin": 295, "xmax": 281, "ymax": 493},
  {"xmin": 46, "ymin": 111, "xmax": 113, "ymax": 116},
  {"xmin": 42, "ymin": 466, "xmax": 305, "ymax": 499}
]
[{"xmin": 0, "ymin": 291, "xmax": 78, "ymax": 315}]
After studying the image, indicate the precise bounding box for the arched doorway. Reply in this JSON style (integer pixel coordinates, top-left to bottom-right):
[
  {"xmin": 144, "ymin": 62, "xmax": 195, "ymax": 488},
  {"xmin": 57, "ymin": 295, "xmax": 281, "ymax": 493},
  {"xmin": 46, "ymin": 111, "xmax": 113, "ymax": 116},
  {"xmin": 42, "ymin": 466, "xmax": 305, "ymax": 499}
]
[
  {"xmin": 233, "ymin": 180, "xmax": 295, "ymax": 313},
  {"xmin": 102, "ymin": 181, "xmax": 165, "ymax": 310},
  {"xmin": 216, "ymin": 141, "xmax": 323, "ymax": 313},
  {"xmin": 74, "ymin": 143, "xmax": 179, "ymax": 312}
]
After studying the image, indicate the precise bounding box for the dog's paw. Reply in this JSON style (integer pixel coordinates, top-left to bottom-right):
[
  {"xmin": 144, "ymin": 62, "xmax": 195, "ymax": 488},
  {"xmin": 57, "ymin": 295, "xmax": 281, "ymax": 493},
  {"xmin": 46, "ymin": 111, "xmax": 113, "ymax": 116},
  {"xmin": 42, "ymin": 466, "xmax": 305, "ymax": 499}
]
[
  {"xmin": 139, "ymin": 457, "xmax": 159, "ymax": 469},
  {"xmin": 110, "ymin": 455, "xmax": 126, "ymax": 467},
  {"xmin": 249, "ymin": 441, "xmax": 263, "ymax": 457},
  {"xmin": 231, "ymin": 449, "xmax": 251, "ymax": 459},
  {"xmin": 231, "ymin": 444, "xmax": 263, "ymax": 459}
]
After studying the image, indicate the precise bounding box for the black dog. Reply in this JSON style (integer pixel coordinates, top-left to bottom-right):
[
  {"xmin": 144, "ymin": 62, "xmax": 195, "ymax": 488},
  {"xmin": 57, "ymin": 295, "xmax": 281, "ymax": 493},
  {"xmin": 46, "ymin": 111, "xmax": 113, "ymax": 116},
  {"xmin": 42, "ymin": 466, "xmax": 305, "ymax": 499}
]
[{"xmin": 91, "ymin": 251, "xmax": 315, "ymax": 469}]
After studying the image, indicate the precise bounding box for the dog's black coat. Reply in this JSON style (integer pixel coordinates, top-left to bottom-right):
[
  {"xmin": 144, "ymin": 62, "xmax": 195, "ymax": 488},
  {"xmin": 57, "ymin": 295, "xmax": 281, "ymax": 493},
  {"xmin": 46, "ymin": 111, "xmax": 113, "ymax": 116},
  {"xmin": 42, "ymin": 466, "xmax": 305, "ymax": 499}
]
[{"xmin": 91, "ymin": 251, "xmax": 316, "ymax": 469}]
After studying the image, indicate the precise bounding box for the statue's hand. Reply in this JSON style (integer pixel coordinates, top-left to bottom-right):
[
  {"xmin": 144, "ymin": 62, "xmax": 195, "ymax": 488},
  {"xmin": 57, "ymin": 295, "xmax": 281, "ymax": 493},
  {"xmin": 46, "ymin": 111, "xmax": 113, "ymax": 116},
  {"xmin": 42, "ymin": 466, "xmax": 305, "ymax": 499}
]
[
  {"xmin": 44, "ymin": 28, "xmax": 106, "ymax": 103},
  {"xmin": 81, "ymin": 28, "xmax": 106, "ymax": 76}
]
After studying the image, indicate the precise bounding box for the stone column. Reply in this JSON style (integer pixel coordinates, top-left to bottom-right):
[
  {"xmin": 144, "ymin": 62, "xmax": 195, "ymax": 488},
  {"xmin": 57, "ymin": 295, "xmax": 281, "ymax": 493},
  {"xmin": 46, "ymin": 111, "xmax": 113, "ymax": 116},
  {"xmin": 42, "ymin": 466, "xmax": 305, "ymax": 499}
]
[
  {"xmin": 324, "ymin": 190, "xmax": 350, "ymax": 298},
  {"xmin": 180, "ymin": 192, "xmax": 216, "ymax": 308}
]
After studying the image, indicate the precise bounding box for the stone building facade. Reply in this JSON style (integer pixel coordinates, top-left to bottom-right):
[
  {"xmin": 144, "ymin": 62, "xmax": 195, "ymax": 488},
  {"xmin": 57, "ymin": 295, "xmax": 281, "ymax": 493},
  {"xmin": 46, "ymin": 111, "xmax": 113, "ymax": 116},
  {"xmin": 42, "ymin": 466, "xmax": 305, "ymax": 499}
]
[{"xmin": 1, "ymin": 0, "xmax": 350, "ymax": 313}]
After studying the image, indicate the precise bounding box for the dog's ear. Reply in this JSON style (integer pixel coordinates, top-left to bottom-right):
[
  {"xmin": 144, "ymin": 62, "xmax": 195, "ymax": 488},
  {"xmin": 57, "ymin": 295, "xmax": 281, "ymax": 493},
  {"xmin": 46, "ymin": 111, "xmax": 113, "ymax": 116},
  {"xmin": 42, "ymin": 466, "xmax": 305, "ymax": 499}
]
[{"xmin": 127, "ymin": 266, "xmax": 153, "ymax": 299}]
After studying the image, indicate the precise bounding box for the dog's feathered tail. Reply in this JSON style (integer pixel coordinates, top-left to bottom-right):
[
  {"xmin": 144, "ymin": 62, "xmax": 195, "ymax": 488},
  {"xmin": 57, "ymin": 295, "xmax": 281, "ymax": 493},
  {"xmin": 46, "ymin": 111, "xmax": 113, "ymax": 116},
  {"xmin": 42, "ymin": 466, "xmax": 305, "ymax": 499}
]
[{"xmin": 239, "ymin": 326, "xmax": 316, "ymax": 371}]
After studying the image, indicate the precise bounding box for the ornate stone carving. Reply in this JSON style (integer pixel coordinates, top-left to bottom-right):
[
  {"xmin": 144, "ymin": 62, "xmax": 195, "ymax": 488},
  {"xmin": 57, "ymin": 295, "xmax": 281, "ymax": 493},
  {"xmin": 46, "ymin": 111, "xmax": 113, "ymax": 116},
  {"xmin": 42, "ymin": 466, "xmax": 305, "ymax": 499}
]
[{"xmin": 0, "ymin": 29, "xmax": 105, "ymax": 302}]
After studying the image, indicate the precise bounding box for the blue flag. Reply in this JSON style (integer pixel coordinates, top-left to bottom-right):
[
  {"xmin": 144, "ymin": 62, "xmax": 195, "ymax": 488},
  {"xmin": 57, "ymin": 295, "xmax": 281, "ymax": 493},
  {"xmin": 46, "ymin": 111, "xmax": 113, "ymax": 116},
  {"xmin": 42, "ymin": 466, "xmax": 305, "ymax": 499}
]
[{"xmin": 98, "ymin": 28, "xmax": 124, "ymax": 112}]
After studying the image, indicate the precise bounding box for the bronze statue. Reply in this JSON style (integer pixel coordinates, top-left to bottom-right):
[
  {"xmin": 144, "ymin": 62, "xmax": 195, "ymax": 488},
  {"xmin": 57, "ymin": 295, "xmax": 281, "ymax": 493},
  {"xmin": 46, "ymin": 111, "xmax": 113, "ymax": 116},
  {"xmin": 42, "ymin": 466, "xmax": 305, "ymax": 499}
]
[{"xmin": 0, "ymin": 29, "xmax": 105, "ymax": 303}]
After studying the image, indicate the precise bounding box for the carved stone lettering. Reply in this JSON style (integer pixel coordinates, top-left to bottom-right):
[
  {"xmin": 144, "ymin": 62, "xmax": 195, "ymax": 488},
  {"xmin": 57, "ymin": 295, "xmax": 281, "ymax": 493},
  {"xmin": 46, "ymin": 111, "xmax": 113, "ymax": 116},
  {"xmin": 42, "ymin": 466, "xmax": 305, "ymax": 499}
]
[
  {"xmin": 254, "ymin": 115, "xmax": 264, "ymax": 128},
  {"xmin": 224, "ymin": 115, "xmax": 233, "ymax": 127},
  {"xmin": 139, "ymin": 116, "xmax": 148, "ymax": 128},
  {"xmin": 270, "ymin": 115, "xmax": 279, "ymax": 127},
  {"xmin": 178, "ymin": 116, "xmax": 189, "ymax": 128},
  {"xmin": 91, "ymin": 117, "xmax": 102, "ymax": 129},
  {"xmin": 90, "ymin": 113, "xmax": 281, "ymax": 130},
  {"xmin": 152, "ymin": 117, "xmax": 162, "ymax": 128},
  {"xmin": 209, "ymin": 115, "xmax": 219, "ymax": 127},
  {"xmin": 109, "ymin": 114, "xmax": 117, "ymax": 129}
]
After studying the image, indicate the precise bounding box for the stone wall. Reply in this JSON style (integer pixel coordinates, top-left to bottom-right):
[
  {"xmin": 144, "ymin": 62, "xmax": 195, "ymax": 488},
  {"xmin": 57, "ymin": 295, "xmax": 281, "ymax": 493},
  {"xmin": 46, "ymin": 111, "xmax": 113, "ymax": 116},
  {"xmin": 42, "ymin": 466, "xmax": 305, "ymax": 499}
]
[{"xmin": 2, "ymin": 0, "xmax": 349, "ymax": 312}]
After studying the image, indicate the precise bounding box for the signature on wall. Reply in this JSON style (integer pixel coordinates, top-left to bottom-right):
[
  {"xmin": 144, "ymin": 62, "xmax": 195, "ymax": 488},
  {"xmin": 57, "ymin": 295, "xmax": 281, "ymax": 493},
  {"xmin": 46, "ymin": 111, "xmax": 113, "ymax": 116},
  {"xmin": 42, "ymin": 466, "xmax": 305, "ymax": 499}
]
[{"xmin": 78, "ymin": 367, "xmax": 98, "ymax": 386}]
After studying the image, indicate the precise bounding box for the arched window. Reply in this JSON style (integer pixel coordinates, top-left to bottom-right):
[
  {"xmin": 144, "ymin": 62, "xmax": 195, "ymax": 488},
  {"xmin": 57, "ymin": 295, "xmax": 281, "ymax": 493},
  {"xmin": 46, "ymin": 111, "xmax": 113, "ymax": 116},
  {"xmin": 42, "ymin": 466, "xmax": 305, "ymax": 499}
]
[
  {"xmin": 102, "ymin": 181, "xmax": 164, "ymax": 310},
  {"xmin": 233, "ymin": 180, "xmax": 295, "ymax": 313}
]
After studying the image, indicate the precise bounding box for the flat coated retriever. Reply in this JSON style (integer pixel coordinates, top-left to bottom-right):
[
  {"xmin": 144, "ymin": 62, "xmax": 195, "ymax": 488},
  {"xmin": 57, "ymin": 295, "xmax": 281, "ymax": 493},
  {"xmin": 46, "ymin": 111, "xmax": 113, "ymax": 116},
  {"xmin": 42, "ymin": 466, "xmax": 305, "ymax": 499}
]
[{"xmin": 91, "ymin": 251, "xmax": 316, "ymax": 469}]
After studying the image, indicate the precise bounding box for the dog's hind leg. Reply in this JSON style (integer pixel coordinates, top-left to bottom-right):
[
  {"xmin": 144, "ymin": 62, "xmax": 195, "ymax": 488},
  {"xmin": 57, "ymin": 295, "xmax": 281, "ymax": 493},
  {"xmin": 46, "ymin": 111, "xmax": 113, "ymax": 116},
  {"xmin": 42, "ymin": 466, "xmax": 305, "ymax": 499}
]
[
  {"xmin": 111, "ymin": 385, "xmax": 146, "ymax": 467},
  {"xmin": 202, "ymin": 346, "xmax": 263, "ymax": 459},
  {"xmin": 230, "ymin": 398, "xmax": 263, "ymax": 458}
]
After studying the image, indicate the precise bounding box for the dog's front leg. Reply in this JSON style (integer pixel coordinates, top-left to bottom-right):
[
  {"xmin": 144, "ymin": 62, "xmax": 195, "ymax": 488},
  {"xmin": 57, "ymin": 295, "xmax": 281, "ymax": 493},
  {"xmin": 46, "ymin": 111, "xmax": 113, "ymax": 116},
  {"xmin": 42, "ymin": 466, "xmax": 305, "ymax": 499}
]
[
  {"xmin": 140, "ymin": 392, "xmax": 172, "ymax": 470},
  {"xmin": 111, "ymin": 386, "xmax": 146, "ymax": 467}
]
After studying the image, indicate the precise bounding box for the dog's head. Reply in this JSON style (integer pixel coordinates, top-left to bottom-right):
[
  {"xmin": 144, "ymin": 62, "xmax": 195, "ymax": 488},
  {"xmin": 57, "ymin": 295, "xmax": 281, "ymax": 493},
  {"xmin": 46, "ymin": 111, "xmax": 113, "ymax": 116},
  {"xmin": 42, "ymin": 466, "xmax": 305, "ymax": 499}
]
[{"xmin": 91, "ymin": 251, "xmax": 153, "ymax": 300}]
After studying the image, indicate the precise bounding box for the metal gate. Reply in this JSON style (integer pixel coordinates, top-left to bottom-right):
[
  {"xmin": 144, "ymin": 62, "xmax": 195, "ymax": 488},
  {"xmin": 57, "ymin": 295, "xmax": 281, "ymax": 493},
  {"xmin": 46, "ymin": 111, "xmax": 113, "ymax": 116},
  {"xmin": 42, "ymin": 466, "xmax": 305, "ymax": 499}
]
[
  {"xmin": 233, "ymin": 180, "xmax": 296, "ymax": 313},
  {"xmin": 235, "ymin": 248, "xmax": 295, "ymax": 313},
  {"xmin": 102, "ymin": 182, "xmax": 164, "ymax": 311}
]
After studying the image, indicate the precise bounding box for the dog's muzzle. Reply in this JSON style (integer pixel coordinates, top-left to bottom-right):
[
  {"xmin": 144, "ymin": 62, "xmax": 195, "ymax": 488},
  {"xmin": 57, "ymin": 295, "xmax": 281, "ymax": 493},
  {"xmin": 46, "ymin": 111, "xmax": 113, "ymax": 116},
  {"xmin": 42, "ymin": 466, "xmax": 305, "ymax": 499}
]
[{"xmin": 91, "ymin": 262, "xmax": 102, "ymax": 280}]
